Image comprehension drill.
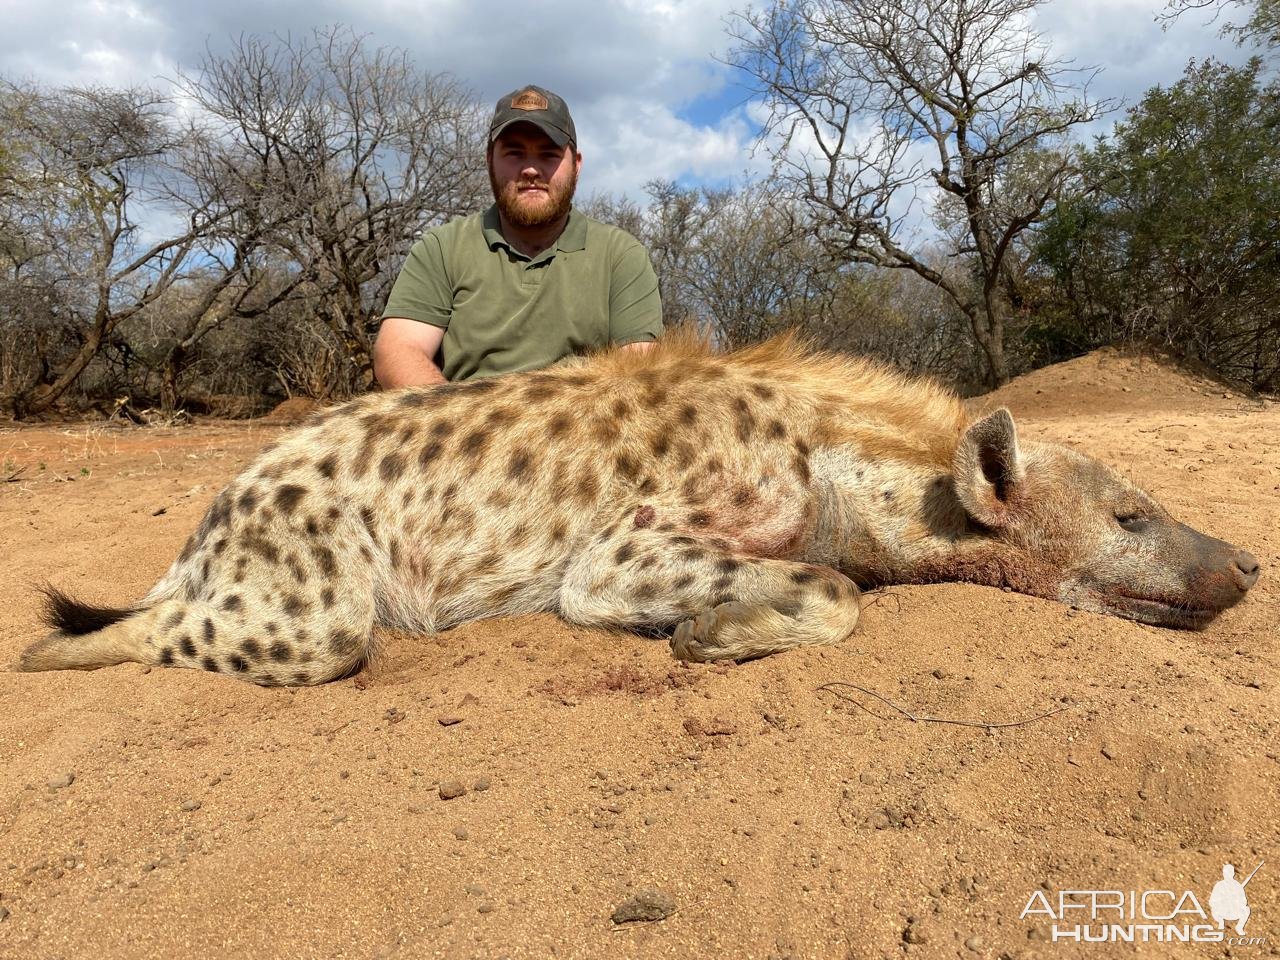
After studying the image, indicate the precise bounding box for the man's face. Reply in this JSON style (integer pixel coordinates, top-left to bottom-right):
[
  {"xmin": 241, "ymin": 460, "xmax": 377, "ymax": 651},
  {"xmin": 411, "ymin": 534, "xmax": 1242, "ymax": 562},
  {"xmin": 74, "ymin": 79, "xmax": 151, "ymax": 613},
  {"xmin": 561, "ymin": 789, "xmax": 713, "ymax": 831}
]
[{"xmin": 488, "ymin": 124, "xmax": 581, "ymax": 229}]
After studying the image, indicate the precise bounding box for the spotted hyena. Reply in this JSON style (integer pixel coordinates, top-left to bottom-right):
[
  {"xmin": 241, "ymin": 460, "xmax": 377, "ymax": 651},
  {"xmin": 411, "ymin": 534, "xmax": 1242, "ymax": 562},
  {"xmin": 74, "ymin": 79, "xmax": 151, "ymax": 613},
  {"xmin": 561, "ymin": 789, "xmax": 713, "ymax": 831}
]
[{"xmin": 19, "ymin": 333, "xmax": 1260, "ymax": 685}]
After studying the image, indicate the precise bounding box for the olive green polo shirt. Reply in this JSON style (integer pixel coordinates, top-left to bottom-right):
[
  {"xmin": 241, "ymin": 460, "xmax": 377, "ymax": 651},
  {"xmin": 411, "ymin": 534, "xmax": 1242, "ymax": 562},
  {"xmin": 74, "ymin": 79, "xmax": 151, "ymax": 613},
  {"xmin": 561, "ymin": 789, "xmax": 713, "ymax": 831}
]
[{"xmin": 381, "ymin": 205, "xmax": 662, "ymax": 381}]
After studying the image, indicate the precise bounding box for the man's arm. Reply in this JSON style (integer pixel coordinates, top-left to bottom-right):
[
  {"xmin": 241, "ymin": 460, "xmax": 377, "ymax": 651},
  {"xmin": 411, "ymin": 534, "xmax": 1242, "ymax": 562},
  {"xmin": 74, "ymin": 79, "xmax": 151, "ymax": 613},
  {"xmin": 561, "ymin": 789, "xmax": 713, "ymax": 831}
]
[
  {"xmin": 373, "ymin": 317, "xmax": 448, "ymax": 388},
  {"xmin": 620, "ymin": 341, "xmax": 654, "ymax": 354}
]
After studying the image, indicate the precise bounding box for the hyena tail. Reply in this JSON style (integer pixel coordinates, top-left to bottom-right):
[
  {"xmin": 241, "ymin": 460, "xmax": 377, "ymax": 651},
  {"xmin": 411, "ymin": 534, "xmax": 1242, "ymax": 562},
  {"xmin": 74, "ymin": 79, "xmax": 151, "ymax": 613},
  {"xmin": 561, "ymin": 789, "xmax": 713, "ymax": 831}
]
[
  {"xmin": 19, "ymin": 585, "xmax": 155, "ymax": 673},
  {"xmin": 20, "ymin": 584, "xmax": 373, "ymax": 686}
]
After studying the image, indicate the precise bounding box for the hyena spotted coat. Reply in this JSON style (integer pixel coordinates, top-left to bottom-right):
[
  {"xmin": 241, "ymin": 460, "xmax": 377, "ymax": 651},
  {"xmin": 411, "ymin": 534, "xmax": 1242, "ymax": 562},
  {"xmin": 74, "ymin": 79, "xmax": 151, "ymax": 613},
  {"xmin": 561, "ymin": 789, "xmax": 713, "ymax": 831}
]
[{"xmin": 20, "ymin": 332, "xmax": 1260, "ymax": 685}]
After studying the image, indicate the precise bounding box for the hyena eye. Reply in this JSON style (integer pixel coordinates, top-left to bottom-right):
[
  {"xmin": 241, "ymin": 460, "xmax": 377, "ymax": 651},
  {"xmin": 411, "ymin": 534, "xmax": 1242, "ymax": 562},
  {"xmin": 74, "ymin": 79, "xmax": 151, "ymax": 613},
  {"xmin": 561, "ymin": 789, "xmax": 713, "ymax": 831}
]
[{"xmin": 1115, "ymin": 513, "xmax": 1151, "ymax": 533}]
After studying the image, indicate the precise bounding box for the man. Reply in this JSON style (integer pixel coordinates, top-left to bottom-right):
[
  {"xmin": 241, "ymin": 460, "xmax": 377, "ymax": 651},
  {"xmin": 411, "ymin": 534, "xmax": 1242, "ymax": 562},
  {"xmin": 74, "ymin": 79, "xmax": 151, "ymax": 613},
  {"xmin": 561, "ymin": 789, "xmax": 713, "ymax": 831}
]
[{"xmin": 374, "ymin": 85, "xmax": 662, "ymax": 387}]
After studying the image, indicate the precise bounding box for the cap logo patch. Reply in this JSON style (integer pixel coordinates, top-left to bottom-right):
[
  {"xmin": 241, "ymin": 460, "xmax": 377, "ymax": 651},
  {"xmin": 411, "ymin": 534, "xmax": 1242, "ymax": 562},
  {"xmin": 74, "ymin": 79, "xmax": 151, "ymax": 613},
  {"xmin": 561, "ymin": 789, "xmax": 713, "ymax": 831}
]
[{"xmin": 511, "ymin": 90, "xmax": 549, "ymax": 111}]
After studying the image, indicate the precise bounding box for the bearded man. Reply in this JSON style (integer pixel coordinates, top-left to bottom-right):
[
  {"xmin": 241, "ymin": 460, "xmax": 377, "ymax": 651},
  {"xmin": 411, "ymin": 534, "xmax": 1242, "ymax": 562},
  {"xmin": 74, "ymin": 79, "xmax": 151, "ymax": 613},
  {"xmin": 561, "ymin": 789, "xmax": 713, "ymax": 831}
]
[{"xmin": 374, "ymin": 85, "xmax": 662, "ymax": 386}]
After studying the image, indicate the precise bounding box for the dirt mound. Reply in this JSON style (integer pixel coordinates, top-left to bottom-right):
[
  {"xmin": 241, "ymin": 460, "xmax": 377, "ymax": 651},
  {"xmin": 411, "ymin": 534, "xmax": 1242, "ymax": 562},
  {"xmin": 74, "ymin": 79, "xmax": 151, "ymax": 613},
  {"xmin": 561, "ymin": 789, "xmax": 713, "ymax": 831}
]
[
  {"xmin": 973, "ymin": 347, "xmax": 1258, "ymax": 420},
  {"xmin": 259, "ymin": 396, "xmax": 326, "ymax": 424}
]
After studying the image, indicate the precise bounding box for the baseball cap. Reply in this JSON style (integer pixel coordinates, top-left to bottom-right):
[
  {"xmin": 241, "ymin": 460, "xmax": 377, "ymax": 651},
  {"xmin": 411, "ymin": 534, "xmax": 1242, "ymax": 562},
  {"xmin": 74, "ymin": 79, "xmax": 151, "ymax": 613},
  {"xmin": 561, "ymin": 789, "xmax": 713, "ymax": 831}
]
[{"xmin": 489, "ymin": 85, "xmax": 577, "ymax": 148}]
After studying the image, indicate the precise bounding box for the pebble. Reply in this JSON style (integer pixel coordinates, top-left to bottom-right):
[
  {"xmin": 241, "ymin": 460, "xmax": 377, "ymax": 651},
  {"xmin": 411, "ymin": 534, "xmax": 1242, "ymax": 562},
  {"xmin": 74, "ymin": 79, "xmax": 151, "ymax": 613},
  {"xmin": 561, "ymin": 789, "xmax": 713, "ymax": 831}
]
[
  {"xmin": 611, "ymin": 889, "xmax": 676, "ymax": 924},
  {"xmin": 903, "ymin": 922, "xmax": 928, "ymax": 944},
  {"xmin": 1100, "ymin": 743, "xmax": 1116, "ymax": 760},
  {"xmin": 965, "ymin": 935, "xmax": 984, "ymax": 951},
  {"xmin": 472, "ymin": 777, "xmax": 490, "ymax": 792},
  {"xmin": 452, "ymin": 827, "xmax": 469, "ymax": 840},
  {"xmin": 180, "ymin": 800, "xmax": 202, "ymax": 812},
  {"xmin": 47, "ymin": 772, "xmax": 75, "ymax": 790},
  {"xmin": 0, "ymin": 905, "xmax": 8, "ymax": 921},
  {"xmin": 931, "ymin": 667, "xmax": 952, "ymax": 680},
  {"xmin": 437, "ymin": 716, "xmax": 463, "ymax": 726},
  {"xmin": 477, "ymin": 902, "xmax": 494, "ymax": 914},
  {"xmin": 438, "ymin": 781, "xmax": 466, "ymax": 800}
]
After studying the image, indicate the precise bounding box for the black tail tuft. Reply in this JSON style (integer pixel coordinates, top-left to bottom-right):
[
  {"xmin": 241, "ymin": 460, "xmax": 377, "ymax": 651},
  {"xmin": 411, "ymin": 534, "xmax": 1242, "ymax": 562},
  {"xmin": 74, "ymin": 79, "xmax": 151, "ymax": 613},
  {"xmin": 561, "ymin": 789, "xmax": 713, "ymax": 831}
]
[{"xmin": 39, "ymin": 584, "xmax": 134, "ymax": 635}]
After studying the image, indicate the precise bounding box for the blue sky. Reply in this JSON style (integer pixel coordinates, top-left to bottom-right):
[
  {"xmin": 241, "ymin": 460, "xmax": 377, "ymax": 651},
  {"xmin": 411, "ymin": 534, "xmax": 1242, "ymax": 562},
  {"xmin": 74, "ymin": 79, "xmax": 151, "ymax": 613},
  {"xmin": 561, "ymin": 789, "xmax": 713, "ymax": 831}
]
[{"xmin": 0, "ymin": 0, "xmax": 1254, "ymax": 199}]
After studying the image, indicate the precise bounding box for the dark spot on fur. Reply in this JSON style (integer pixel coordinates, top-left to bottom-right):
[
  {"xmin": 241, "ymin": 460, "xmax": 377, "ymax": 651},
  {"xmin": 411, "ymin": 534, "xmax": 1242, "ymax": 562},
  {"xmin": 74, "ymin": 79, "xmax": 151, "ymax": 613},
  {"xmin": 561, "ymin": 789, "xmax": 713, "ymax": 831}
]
[
  {"xmin": 158, "ymin": 647, "xmax": 175, "ymax": 666},
  {"xmin": 312, "ymin": 545, "xmax": 337, "ymax": 578},
  {"xmin": 269, "ymin": 641, "xmax": 292, "ymax": 663},
  {"xmin": 244, "ymin": 533, "xmax": 281, "ymax": 565},
  {"xmin": 396, "ymin": 390, "xmax": 430, "ymax": 409},
  {"xmin": 790, "ymin": 569, "xmax": 818, "ymax": 584},
  {"xmin": 712, "ymin": 575, "xmax": 733, "ymax": 591},
  {"xmin": 547, "ymin": 413, "xmax": 572, "ymax": 437},
  {"xmin": 551, "ymin": 520, "xmax": 569, "ymax": 543},
  {"xmin": 163, "ymin": 610, "xmax": 185, "ymax": 632},
  {"xmin": 228, "ymin": 654, "xmax": 249, "ymax": 673},
  {"xmin": 614, "ymin": 453, "xmax": 639, "ymax": 481},
  {"xmin": 766, "ymin": 419, "xmax": 787, "ymax": 440},
  {"xmin": 633, "ymin": 579, "xmax": 659, "ymax": 601},
  {"xmin": 822, "ymin": 581, "xmax": 841, "ymax": 601},
  {"xmin": 672, "ymin": 574, "xmax": 695, "ymax": 590},
  {"xmin": 574, "ymin": 470, "xmax": 599, "ymax": 505},
  {"xmin": 417, "ymin": 440, "xmax": 443, "ymax": 469},
  {"xmin": 292, "ymin": 671, "xmax": 311, "ymax": 685},
  {"xmin": 688, "ymin": 511, "xmax": 712, "ymax": 527},
  {"xmin": 615, "ymin": 542, "xmax": 636, "ymax": 565},
  {"xmin": 202, "ymin": 618, "xmax": 215, "ymax": 645},
  {"xmin": 379, "ymin": 453, "xmax": 407, "ymax": 482},
  {"xmin": 731, "ymin": 485, "xmax": 755, "ymax": 507},
  {"xmin": 717, "ymin": 557, "xmax": 742, "ymax": 574},
  {"xmin": 179, "ymin": 635, "xmax": 197, "ymax": 658},
  {"xmin": 221, "ymin": 594, "xmax": 243, "ymax": 613},
  {"xmin": 507, "ymin": 449, "xmax": 534, "ymax": 480},
  {"xmin": 241, "ymin": 638, "xmax": 262, "ymax": 660},
  {"xmin": 649, "ymin": 434, "xmax": 670, "ymax": 458},
  {"xmin": 275, "ymin": 484, "xmax": 308, "ymax": 513},
  {"xmin": 523, "ymin": 381, "xmax": 559, "ymax": 402},
  {"xmin": 199, "ymin": 655, "xmax": 219, "ymax": 672},
  {"xmin": 678, "ymin": 404, "xmax": 698, "ymax": 425},
  {"xmin": 265, "ymin": 622, "xmax": 278, "ymax": 636},
  {"xmin": 633, "ymin": 505, "xmax": 656, "ymax": 529},
  {"xmin": 359, "ymin": 506, "xmax": 377, "ymax": 540},
  {"xmin": 237, "ymin": 487, "xmax": 259, "ymax": 514},
  {"xmin": 750, "ymin": 382, "xmax": 776, "ymax": 400},
  {"xmin": 321, "ymin": 587, "xmax": 335, "ymax": 609},
  {"xmin": 283, "ymin": 595, "xmax": 307, "ymax": 617},
  {"xmin": 460, "ymin": 428, "xmax": 490, "ymax": 459},
  {"xmin": 328, "ymin": 629, "xmax": 363, "ymax": 657}
]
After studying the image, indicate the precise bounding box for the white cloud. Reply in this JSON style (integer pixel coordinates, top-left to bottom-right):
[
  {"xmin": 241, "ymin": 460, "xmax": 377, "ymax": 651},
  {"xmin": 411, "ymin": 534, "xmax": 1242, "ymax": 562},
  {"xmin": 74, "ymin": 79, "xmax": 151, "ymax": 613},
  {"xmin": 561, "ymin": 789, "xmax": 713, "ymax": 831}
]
[{"xmin": 0, "ymin": 0, "xmax": 1262, "ymax": 205}]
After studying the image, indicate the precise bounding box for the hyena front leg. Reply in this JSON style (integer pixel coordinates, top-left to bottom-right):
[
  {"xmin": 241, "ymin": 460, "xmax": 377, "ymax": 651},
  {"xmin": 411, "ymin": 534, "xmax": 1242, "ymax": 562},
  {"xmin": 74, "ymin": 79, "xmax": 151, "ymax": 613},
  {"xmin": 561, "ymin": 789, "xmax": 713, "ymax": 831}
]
[{"xmin": 559, "ymin": 523, "xmax": 860, "ymax": 662}]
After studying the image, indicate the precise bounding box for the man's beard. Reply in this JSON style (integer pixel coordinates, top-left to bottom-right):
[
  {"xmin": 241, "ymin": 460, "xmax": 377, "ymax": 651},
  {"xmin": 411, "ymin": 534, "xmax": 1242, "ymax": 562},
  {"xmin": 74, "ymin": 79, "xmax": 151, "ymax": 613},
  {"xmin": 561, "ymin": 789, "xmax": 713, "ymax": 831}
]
[{"xmin": 490, "ymin": 165, "xmax": 577, "ymax": 228}]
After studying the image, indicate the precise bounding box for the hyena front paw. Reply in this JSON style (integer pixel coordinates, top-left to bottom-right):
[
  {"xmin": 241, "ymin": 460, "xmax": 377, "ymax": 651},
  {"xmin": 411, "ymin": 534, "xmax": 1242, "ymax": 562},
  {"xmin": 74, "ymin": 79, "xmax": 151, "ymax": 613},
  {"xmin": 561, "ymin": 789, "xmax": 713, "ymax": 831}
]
[{"xmin": 670, "ymin": 601, "xmax": 758, "ymax": 663}]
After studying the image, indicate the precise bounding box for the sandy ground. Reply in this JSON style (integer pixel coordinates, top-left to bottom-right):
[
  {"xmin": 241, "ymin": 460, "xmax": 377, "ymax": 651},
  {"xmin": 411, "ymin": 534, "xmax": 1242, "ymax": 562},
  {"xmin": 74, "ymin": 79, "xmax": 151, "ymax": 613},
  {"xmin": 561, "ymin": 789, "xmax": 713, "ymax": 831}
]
[{"xmin": 0, "ymin": 350, "xmax": 1276, "ymax": 960}]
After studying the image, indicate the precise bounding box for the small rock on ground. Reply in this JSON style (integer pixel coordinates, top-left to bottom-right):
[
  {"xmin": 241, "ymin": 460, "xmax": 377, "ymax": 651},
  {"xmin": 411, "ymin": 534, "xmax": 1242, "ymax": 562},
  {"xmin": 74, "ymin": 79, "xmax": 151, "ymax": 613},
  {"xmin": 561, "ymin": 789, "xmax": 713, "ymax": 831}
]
[{"xmin": 611, "ymin": 889, "xmax": 676, "ymax": 924}]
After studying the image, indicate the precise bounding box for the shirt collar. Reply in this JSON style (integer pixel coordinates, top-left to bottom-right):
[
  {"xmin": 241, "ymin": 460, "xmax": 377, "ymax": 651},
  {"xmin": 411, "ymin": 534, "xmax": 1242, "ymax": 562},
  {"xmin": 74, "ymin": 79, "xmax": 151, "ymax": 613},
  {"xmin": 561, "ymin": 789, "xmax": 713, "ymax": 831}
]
[{"xmin": 482, "ymin": 205, "xmax": 586, "ymax": 258}]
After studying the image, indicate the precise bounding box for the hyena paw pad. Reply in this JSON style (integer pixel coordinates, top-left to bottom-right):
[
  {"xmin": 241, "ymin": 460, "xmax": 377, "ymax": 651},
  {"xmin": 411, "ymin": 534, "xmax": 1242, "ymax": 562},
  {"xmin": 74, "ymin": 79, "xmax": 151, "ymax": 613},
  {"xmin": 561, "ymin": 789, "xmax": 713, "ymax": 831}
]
[{"xmin": 670, "ymin": 601, "xmax": 754, "ymax": 663}]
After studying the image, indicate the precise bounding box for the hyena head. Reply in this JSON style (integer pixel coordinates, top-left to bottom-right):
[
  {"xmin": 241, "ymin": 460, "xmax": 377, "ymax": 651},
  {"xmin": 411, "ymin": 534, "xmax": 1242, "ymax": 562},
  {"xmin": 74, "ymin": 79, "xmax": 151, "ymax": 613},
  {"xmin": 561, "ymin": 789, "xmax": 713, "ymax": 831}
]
[{"xmin": 951, "ymin": 409, "xmax": 1260, "ymax": 628}]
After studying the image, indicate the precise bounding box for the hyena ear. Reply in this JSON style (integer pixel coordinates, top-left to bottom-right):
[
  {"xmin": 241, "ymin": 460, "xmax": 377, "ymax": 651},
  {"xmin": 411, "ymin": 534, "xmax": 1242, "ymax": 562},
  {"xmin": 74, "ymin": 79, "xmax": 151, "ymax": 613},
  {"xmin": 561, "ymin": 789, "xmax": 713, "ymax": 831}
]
[{"xmin": 953, "ymin": 408, "xmax": 1026, "ymax": 528}]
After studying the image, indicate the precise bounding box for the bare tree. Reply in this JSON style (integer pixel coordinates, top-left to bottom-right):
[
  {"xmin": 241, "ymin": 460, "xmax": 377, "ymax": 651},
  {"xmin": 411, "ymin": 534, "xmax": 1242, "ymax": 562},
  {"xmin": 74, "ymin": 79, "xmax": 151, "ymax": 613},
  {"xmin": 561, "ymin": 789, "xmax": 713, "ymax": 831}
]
[
  {"xmin": 0, "ymin": 81, "xmax": 218, "ymax": 415},
  {"xmin": 175, "ymin": 27, "xmax": 488, "ymax": 395},
  {"xmin": 728, "ymin": 0, "xmax": 1111, "ymax": 384}
]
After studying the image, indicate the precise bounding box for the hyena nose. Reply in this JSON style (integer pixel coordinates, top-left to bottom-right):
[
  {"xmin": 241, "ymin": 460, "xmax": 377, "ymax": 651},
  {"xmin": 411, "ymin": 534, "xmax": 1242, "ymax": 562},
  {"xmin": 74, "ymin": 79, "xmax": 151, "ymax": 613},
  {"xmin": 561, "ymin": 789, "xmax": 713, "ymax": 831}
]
[{"xmin": 1231, "ymin": 549, "xmax": 1260, "ymax": 591}]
